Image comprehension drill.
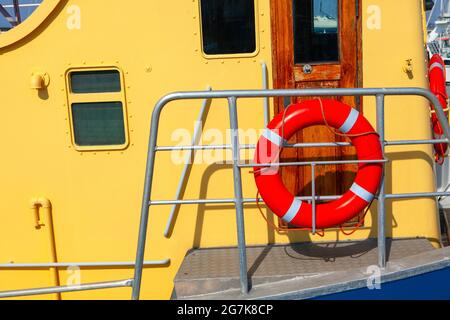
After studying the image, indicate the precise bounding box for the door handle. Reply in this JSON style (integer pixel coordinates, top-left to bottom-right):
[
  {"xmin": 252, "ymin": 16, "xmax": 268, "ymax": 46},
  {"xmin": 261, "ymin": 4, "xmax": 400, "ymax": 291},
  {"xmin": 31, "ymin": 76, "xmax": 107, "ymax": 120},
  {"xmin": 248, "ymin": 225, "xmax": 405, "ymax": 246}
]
[{"xmin": 303, "ymin": 64, "xmax": 313, "ymax": 74}]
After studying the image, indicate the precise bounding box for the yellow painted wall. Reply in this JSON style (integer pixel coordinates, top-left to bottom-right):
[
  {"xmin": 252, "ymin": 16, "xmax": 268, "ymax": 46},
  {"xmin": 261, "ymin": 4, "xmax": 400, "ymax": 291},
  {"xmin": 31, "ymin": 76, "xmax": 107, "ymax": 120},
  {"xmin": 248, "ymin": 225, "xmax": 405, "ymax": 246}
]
[
  {"xmin": 362, "ymin": 0, "xmax": 440, "ymax": 245},
  {"xmin": 0, "ymin": 0, "xmax": 441, "ymax": 300}
]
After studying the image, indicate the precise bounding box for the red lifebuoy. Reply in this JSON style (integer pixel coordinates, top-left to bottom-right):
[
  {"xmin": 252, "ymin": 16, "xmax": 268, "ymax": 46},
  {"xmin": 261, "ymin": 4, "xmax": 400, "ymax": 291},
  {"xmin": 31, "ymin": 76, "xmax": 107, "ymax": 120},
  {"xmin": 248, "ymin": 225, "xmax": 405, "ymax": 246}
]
[
  {"xmin": 253, "ymin": 99, "xmax": 383, "ymax": 229},
  {"xmin": 429, "ymin": 54, "xmax": 449, "ymax": 164}
]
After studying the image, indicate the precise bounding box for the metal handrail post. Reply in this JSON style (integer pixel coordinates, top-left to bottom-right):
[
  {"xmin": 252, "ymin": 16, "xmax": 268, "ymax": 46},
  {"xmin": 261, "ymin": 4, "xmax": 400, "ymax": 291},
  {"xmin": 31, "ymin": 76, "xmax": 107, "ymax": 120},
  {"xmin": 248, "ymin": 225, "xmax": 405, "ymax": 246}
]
[
  {"xmin": 131, "ymin": 98, "xmax": 166, "ymax": 300},
  {"xmin": 228, "ymin": 97, "xmax": 249, "ymax": 294},
  {"xmin": 311, "ymin": 164, "xmax": 317, "ymax": 234},
  {"xmin": 376, "ymin": 94, "xmax": 387, "ymax": 268}
]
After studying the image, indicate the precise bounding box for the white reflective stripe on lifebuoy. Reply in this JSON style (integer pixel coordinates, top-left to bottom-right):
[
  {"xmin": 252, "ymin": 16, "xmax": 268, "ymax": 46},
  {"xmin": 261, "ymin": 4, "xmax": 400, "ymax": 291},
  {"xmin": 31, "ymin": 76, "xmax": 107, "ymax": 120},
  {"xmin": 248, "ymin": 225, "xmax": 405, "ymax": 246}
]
[
  {"xmin": 350, "ymin": 183, "xmax": 375, "ymax": 203},
  {"xmin": 430, "ymin": 62, "xmax": 445, "ymax": 73},
  {"xmin": 282, "ymin": 198, "xmax": 302, "ymax": 223},
  {"xmin": 339, "ymin": 108, "xmax": 359, "ymax": 134},
  {"xmin": 262, "ymin": 128, "xmax": 285, "ymax": 146}
]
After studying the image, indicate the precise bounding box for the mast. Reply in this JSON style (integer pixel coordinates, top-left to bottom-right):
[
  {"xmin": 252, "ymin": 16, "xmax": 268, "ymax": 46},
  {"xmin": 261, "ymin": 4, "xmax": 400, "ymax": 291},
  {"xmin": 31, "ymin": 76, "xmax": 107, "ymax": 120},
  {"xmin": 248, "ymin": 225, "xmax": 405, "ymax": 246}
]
[{"xmin": 443, "ymin": 0, "xmax": 450, "ymax": 16}]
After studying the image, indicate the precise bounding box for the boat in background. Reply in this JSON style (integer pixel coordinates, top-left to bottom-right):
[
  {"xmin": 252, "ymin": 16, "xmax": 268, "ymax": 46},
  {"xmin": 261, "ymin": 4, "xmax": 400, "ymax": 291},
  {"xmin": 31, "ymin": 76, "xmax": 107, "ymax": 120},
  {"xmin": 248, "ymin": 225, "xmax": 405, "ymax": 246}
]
[{"xmin": 427, "ymin": 1, "xmax": 450, "ymax": 239}]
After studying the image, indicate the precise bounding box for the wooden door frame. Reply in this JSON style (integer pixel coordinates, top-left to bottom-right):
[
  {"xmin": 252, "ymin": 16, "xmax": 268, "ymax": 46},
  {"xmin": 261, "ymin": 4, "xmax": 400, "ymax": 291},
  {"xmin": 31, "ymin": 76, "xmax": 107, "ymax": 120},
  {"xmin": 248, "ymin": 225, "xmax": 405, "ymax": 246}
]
[
  {"xmin": 269, "ymin": 0, "xmax": 363, "ymax": 198},
  {"xmin": 270, "ymin": 0, "xmax": 363, "ymax": 112}
]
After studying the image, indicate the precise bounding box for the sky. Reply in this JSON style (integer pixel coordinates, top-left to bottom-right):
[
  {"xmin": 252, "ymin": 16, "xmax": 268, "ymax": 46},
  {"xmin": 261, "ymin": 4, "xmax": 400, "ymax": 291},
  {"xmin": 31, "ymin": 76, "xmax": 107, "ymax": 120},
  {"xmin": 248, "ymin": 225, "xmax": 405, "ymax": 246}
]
[{"xmin": 0, "ymin": 0, "xmax": 42, "ymax": 29}]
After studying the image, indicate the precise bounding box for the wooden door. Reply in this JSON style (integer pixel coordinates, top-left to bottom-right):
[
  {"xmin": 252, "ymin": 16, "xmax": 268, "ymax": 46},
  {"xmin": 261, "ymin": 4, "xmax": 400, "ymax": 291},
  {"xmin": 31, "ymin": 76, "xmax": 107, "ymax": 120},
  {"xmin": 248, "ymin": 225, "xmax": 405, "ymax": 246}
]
[{"xmin": 270, "ymin": 0, "xmax": 362, "ymax": 199}]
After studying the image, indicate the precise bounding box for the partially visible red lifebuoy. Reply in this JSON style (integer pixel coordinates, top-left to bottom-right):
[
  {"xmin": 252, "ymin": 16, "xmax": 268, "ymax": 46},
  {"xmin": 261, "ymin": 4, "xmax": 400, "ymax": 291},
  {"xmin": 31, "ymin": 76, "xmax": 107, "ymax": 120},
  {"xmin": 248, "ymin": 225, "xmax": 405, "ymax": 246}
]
[
  {"xmin": 253, "ymin": 99, "xmax": 383, "ymax": 229},
  {"xmin": 429, "ymin": 54, "xmax": 449, "ymax": 164}
]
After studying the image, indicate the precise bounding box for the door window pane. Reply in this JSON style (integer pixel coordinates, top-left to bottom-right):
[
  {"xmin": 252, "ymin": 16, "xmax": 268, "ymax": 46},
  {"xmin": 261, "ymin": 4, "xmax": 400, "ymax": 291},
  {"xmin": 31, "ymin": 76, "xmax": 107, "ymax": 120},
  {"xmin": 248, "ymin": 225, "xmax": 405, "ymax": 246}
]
[
  {"xmin": 71, "ymin": 102, "xmax": 126, "ymax": 146},
  {"xmin": 200, "ymin": 0, "xmax": 256, "ymax": 55},
  {"xmin": 70, "ymin": 70, "xmax": 121, "ymax": 93},
  {"xmin": 293, "ymin": 0, "xmax": 339, "ymax": 64}
]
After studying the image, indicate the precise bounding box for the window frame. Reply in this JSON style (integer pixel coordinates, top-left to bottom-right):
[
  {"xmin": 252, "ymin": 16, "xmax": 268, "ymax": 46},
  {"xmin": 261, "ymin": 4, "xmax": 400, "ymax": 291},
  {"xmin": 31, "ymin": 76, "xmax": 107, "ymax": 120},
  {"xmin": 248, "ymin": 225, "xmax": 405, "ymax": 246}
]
[
  {"xmin": 291, "ymin": 0, "xmax": 345, "ymax": 82},
  {"xmin": 0, "ymin": 0, "xmax": 63, "ymax": 49},
  {"xmin": 198, "ymin": 0, "xmax": 260, "ymax": 59},
  {"xmin": 292, "ymin": 0, "xmax": 341, "ymax": 65},
  {"xmin": 65, "ymin": 66, "xmax": 130, "ymax": 151}
]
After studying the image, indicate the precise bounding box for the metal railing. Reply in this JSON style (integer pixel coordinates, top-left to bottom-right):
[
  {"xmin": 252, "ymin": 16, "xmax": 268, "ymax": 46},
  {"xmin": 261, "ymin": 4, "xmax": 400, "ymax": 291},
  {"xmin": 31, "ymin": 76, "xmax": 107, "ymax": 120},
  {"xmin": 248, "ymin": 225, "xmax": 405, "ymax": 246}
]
[
  {"xmin": 0, "ymin": 259, "xmax": 169, "ymax": 299},
  {"xmin": 131, "ymin": 87, "xmax": 450, "ymax": 300},
  {"xmin": 1, "ymin": 87, "xmax": 450, "ymax": 299}
]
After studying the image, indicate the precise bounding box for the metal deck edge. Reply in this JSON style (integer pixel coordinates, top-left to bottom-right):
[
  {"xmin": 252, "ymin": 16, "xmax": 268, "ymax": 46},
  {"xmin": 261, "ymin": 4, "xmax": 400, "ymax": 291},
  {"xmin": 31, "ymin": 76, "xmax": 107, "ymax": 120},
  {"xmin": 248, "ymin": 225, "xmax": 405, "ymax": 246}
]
[{"xmin": 179, "ymin": 246, "xmax": 450, "ymax": 300}]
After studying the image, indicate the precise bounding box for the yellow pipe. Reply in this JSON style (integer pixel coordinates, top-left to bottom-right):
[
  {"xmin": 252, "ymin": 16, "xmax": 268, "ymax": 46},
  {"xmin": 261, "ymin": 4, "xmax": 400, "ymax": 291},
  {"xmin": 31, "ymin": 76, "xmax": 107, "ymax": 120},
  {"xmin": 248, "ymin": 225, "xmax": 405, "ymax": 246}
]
[
  {"xmin": 30, "ymin": 198, "xmax": 61, "ymax": 300},
  {"xmin": 30, "ymin": 74, "xmax": 45, "ymax": 90}
]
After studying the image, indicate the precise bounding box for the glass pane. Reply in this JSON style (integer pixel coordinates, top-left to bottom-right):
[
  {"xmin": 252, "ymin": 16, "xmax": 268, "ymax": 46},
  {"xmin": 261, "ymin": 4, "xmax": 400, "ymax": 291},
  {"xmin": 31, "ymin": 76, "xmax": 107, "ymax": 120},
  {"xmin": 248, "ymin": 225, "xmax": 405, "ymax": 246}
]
[
  {"xmin": 71, "ymin": 102, "xmax": 126, "ymax": 146},
  {"xmin": 70, "ymin": 70, "xmax": 121, "ymax": 93},
  {"xmin": 293, "ymin": 0, "xmax": 339, "ymax": 64},
  {"xmin": 200, "ymin": 0, "xmax": 256, "ymax": 55},
  {"xmin": 0, "ymin": 0, "xmax": 43, "ymax": 31}
]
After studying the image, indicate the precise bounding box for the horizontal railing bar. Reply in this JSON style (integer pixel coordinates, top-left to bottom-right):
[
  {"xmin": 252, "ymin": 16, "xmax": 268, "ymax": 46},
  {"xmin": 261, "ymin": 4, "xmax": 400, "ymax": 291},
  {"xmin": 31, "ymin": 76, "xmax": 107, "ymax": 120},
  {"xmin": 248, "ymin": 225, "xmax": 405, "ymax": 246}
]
[
  {"xmin": 287, "ymin": 139, "xmax": 449, "ymax": 148},
  {"xmin": 155, "ymin": 139, "xmax": 450, "ymax": 153},
  {"xmin": 240, "ymin": 144, "xmax": 255, "ymax": 149},
  {"xmin": 157, "ymin": 144, "xmax": 256, "ymax": 151},
  {"xmin": 385, "ymin": 192, "xmax": 450, "ymax": 199},
  {"xmin": 156, "ymin": 145, "xmax": 231, "ymax": 151},
  {"xmin": 242, "ymin": 159, "xmax": 388, "ymax": 168},
  {"xmin": 285, "ymin": 142, "xmax": 351, "ymax": 148},
  {"xmin": 0, "ymin": 279, "xmax": 133, "ymax": 298},
  {"xmin": 156, "ymin": 87, "xmax": 439, "ymax": 100},
  {"xmin": 151, "ymin": 198, "xmax": 235, "ymax": 205},
  {"xmin": 149, "ymin": 192, "xmax": 450, "ymax": 207},
  {"xmin": 0, "ymin": 259, "xmax": 170, "ymax": 269},
  {"xmin": 150, "ymin": 195, "xmax": 340, "ymax": 206},
  {"xmin": 385, "ymin": 139, "xmax": 448, "ymax": 146}
]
